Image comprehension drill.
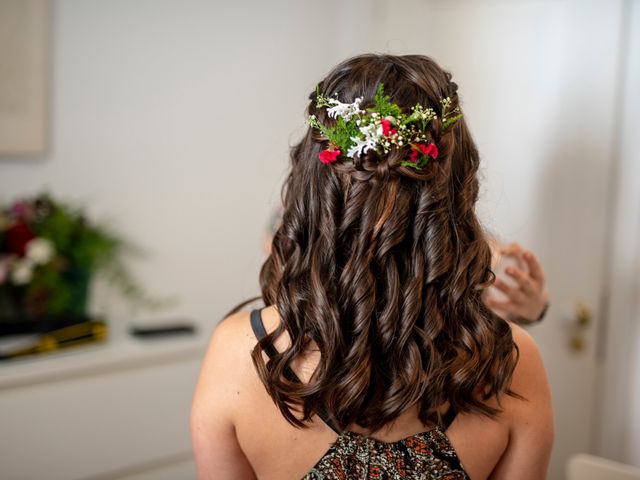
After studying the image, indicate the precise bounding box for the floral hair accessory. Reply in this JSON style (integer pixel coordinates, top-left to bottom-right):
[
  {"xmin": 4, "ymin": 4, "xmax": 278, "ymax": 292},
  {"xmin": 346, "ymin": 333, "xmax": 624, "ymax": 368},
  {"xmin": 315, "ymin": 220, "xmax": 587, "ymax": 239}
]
[{"xmin": 308, "ymin": 84, "xmax": 462, "ymax": 170}]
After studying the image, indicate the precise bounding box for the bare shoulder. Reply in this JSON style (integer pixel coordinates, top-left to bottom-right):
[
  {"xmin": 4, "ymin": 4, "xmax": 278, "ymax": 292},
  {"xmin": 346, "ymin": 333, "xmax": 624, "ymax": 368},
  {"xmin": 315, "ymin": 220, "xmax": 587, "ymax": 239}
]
[
  {"xmin": 192, "ymin": 306, "xmax": 292, "ymax": 403},
  {"xmin": 194, "ymin": 309, "xmax": 257, "ymax": 398},
  {"xmin": 508, "ymin": 324, "xmax": 551, "ymax": 400},
  {"xmin": 213, "ymin": 309, "xmax": 257, "ymax": 353},
  {"xmin": 190, "ymin": 310, "xmax": 259, "ymax": 479},
  {"xmin": 488, "ymin": 323, "xmax": 554, "ymax": 479},
  {"xmin": 502, "ymin": 323, "xmax": 553, "ymax": 425}
]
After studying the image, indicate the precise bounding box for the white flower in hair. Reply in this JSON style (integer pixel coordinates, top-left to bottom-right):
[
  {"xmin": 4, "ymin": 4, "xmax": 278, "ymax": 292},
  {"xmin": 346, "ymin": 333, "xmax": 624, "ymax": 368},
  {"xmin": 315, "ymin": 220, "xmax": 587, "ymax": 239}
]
[
  {"xmin": 347, "ymin": 122, "xmax": 380, "ymax": 158},
  {"xmin": 326, "ymin": 97, "xmax": 364, "ymax": 121},
  {"xmin": 347, "ymin": 137, "xmax": 374, "ymax": 158}
]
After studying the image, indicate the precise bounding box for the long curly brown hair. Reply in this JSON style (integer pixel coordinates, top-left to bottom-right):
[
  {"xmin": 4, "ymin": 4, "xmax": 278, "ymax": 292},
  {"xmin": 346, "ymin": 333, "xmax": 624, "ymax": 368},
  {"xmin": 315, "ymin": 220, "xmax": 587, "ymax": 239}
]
[{"xmin": 236, "ymin": 54, "xmax": 518, "ymax": 433}]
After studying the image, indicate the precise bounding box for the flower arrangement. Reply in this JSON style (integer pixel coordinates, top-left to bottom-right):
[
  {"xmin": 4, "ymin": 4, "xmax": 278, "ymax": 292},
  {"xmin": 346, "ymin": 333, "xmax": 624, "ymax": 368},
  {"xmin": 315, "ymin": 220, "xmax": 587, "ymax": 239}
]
[
  {"xmin": 308, "ymin": 83, "xmax": 462, "ymax": 170},
  {"xmin": 0, "ymin": 193, "xmax": 154, "ymax": 327}
]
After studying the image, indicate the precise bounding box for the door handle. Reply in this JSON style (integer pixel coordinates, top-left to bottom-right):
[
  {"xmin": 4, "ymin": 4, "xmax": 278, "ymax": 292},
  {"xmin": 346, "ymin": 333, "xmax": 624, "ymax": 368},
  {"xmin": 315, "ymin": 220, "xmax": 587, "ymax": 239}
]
[{"xmin": 567, "ymin": 300, "xmax": 593, "ymax": 352}]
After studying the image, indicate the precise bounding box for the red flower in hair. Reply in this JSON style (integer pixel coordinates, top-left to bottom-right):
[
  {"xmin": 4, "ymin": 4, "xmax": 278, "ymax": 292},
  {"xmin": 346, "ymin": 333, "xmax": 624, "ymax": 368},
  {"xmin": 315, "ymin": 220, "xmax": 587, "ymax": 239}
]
[
  {"xmin": 319, "ymin": 148, "xmax": 341, "ymax": 164},
  {"xmin": 423, "ymin": 143, "xmax": 438, "ymax": 158},
  {"xmin": 380, "ymin": 118, "xmax": 397, "ymax": 137},
  {"xmin": 408, "ymin": 143, "xmax": 439, "ymax": 163}
]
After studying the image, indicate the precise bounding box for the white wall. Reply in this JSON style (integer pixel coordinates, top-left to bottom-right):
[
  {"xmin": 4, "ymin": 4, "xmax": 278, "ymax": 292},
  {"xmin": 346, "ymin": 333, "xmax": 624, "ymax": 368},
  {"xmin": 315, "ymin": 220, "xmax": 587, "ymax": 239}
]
[
  {"xmin": 598, "ymin": 0, "xmax": 640, "ymax": 465},
  {"xmin": 1, "ymin": 1, "xmax": 639, "ymax": 478},
  {"xmin": 623, "ymin": 4, "xmax": 640, "ymax": 465},
  {"xmin": 0, "ymin": 0, "xmax": 345, "ymax": 337}
]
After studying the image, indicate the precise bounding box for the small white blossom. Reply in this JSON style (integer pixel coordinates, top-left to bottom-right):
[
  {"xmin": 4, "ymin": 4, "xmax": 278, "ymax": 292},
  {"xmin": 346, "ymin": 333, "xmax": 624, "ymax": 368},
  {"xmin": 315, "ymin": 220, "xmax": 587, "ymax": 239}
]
[
  {"xmin": 326, "ymin": 97, "xmax": 364, "ymax": 121},
  {"xmin": 25, "ymin": 238, "xmax": 55, "ymax": 265},
  {"xmin": 11, "ymin": 258, "xmax": 34, "ymax": 285},
  {"xmin": 347, "ymin": 122, "xmax": 383, "ymax": 158},
  {"xmin": 347, "ymin": 136, "xmax": 377, "ymax": 158}
]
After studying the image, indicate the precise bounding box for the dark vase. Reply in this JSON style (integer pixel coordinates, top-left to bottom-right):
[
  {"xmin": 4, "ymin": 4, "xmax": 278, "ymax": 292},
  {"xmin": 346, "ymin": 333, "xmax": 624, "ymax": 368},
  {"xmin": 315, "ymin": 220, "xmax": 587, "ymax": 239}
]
[
  {"xmin": 65, "ymin": 267, "xmax": 91, "ymax": 316},
  {"xmin": 0, "ymin": 267, "xmax": 93, "ymax": 337}
]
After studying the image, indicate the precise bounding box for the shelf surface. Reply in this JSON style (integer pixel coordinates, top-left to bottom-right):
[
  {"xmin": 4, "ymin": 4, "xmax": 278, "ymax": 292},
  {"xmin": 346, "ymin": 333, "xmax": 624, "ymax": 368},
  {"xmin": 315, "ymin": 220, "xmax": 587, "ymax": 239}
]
[{"xmin": 0, "ymin": 330, "xmax": 210, "ymax": 390}]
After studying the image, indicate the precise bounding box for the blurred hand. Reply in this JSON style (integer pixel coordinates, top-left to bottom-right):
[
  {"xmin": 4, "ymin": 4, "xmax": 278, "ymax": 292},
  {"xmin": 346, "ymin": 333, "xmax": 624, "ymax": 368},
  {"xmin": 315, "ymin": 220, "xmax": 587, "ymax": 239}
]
[{"xmin": 484, "ymin": 243, "xmax": 549, "ymax": 325}]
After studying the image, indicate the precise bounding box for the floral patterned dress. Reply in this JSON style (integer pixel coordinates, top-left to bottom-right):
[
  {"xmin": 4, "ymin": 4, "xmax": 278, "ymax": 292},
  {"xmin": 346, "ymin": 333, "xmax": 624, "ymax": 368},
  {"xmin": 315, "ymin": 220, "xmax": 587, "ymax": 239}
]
[{"xmin": 302, "ymin": 429, "xmax": 468, "ymax": 479}]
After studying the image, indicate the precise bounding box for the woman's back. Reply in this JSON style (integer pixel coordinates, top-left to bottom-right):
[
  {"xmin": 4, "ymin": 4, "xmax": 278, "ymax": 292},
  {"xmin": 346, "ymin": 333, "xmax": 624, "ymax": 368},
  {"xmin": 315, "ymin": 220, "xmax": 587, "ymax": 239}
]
[
  {"xmin": 190, "ymin": 53, "xmax": 554, "ymax": 479},
  {"xmin": 191, "ymin": 305, "xmax": 552, "ymax": 479}
]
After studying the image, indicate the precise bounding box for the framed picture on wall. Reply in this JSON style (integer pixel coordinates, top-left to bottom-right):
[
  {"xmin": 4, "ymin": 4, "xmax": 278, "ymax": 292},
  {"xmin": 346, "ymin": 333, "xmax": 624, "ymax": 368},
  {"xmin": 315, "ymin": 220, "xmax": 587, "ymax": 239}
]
[{"xmin": 0, "ymin": 0, "xmax": 49, "ymax": 155}]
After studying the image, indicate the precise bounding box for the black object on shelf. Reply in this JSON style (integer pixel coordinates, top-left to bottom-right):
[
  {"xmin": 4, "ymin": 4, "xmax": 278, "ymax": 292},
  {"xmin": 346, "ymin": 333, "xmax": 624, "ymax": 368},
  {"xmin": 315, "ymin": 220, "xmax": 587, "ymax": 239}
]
[{"xmin": 130, "ymin": 322, "xmax": 197, "ymax": 338}]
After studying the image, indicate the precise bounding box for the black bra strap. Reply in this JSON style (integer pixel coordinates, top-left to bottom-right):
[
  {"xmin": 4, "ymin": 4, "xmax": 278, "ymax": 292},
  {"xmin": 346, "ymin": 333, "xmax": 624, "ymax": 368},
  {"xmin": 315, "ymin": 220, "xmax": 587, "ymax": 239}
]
[
  {"xmin": 249, "ymin": 309, "xmax": 341, "ymax": 434},
  {"xmin": 250, "ymin": 309, "xmax": 280, "ymax": 360}
]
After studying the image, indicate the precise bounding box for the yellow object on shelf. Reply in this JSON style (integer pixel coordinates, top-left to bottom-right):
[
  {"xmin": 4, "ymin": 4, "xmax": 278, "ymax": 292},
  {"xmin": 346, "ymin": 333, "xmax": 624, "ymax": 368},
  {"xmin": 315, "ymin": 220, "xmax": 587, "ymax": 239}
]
[{"xmin": 0, "ymin": 321, "xmax": 109, "ymax": 360}]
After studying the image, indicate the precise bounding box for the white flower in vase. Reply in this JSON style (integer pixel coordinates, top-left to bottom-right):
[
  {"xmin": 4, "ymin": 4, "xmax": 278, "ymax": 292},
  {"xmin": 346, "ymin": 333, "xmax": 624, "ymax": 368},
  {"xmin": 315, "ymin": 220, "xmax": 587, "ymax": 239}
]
[
  {"xmin": 11, "ymin": 258, "xmax": 34, "ymax": 286},
  {"xmin": 25, "ymin": 237, "xmax": 55, "ymax": 265}
]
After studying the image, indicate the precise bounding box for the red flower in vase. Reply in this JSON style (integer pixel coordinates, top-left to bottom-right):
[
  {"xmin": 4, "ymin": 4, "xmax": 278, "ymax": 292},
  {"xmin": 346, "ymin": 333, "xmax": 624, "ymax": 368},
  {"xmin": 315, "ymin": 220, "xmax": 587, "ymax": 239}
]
[{"xmin": 4, "ymin": 222, "xmax": 36, "ymax": 256}]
